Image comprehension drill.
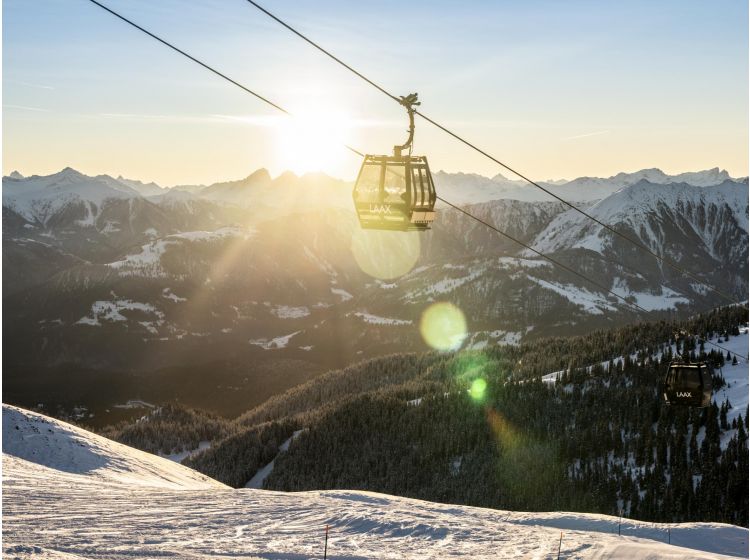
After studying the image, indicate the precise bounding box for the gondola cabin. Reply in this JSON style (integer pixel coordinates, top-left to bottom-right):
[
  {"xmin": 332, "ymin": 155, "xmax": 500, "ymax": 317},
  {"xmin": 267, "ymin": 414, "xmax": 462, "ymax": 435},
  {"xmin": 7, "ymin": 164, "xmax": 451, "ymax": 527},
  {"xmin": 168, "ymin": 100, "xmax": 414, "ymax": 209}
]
[
  {"xmin": 352, "ymin": 92, "xmax": 437, "ymax": 231},
  {"xmin": 662, "ymin": 362, "xmax": 712, "ymax": 407},
  {"xmin": 352, "ymin": 154, "xmax": 436, "ymax": 231}
]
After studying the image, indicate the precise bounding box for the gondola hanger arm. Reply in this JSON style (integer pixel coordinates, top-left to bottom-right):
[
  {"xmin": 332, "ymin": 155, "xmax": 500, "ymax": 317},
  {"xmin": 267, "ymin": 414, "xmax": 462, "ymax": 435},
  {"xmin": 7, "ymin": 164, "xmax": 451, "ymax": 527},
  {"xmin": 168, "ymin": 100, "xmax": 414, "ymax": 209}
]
[{"xmin": 394, "ymin": 93, "xmax": 419, "ymax": 157}]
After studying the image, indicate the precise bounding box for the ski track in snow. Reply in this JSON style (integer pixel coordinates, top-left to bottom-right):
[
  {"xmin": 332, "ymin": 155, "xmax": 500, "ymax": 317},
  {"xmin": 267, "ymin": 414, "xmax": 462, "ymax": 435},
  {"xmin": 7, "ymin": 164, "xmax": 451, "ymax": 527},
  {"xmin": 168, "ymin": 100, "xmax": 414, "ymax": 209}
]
[
  {"xmin": 3, "ymin": 404, "xmax": 748, "ymax": 559},
  {"xmin": 160, "ymin": 441, "xmax": 212, "ymax": 463},
  {"xmin": 245, "ymin": 429, "xmax": 305, "ymax": 489}
]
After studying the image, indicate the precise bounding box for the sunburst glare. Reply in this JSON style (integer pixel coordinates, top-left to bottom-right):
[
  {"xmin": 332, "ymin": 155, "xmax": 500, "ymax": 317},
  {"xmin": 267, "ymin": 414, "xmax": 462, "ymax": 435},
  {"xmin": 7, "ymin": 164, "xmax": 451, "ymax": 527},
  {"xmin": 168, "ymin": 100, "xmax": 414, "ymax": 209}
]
[{"xmin": 274, "ymin": 105, "xmax": 352, "ymax": 175}]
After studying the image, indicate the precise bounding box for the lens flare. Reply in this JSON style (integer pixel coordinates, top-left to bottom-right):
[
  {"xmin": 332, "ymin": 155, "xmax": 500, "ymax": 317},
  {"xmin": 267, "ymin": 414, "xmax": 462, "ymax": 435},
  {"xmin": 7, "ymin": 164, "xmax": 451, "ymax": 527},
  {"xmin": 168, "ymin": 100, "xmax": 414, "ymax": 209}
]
[
  {"xmin": 351, "ymin": 228, "xmax": 420, "ymax": 280},
  {"xmin": 419, "ymin": 302, "xmax": 467, "ymax": 351},
  {"xmin": 486, "ymin": 408, "xmax": 562, "ymax": 504},
  {"xmin": 469, "ymin": 377, "xmax": 487, "ymax": 401},
  {"xmin": 486, "ymin": 408, "xmax": 521, "ymax": 450}
]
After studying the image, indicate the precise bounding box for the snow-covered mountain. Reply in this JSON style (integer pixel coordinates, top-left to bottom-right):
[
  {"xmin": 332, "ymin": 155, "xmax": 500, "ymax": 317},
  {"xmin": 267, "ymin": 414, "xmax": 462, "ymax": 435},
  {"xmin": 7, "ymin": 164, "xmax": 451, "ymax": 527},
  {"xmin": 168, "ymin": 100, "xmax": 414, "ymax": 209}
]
[
  {"xmin": 3, "ymin": 404, "xmax": 746, "ymax": 559},
  {"xmin": 435, "ymin": 167, "xmax": 741, "ymax": 204},
  {"xmin": 4, "ymin": 166, "xmax": 740, "ymax": 222},
  {"xmin": 2, "ymin": 167, "xmax": 140, "ymax": 226},
  {"xmin": 533, "ymin": 179, "xmax": 748, "ymax": 254},
  {"xmin": 528, "ymin": 179, "xmax": 748, "ymax": 302},
  {"xmin": 3, "ymin": 166, "xmax": 746, "ymax": 421}
]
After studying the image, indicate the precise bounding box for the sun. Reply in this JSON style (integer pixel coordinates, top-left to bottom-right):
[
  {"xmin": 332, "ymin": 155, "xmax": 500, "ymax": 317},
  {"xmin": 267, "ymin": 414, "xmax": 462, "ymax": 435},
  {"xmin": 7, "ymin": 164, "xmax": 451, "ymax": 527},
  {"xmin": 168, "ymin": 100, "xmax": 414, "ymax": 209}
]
[{"xmin": 273, "ymin": 105, "xmax": 352, "ymax": 175}]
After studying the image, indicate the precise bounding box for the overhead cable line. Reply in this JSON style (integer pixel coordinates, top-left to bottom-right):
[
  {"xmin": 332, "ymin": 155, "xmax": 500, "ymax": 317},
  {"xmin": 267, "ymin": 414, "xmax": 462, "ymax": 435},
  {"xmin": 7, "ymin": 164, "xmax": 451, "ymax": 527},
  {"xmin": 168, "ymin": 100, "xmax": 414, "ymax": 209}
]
[
  {"xmin": 82, "ymin": 0, "xmax": 748, "ymax": 361},
  {"xmin": 87, "ymin": 0, "xmax": 289, "ymax": 115},
  {"xmin": 243, "ymin": 0, "xmax": 744, "ymax": 309}
]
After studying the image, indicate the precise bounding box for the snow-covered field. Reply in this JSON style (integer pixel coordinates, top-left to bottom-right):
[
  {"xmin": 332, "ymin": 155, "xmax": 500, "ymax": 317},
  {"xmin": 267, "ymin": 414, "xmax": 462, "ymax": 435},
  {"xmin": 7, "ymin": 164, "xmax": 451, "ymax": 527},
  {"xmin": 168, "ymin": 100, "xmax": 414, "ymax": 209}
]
[{"xmin": 3, "ymin": 404, "xmax": 747, "ymax": 559}]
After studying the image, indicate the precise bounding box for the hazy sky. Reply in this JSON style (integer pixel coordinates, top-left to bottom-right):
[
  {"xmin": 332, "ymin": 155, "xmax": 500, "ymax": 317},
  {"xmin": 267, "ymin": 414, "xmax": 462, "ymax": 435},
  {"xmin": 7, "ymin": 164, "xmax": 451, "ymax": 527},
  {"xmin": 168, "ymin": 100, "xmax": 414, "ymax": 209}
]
[{"xmin": 3, "ymin": 0, "xmax": 748, "ymax": 186}]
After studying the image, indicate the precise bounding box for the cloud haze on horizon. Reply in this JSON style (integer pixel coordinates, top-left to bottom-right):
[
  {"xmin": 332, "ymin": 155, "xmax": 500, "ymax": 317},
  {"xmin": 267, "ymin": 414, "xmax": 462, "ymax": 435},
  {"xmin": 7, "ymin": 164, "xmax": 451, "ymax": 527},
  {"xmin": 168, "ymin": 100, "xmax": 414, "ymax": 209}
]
[{"xmin": 3, "ymin": 0, "xmax": 748, "ymax": 186}]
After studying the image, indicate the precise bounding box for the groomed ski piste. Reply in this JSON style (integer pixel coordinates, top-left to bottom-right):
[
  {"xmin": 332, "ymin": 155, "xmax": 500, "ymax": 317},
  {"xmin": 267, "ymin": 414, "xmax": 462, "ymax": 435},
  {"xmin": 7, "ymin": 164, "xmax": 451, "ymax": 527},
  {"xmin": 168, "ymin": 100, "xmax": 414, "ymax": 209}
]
[{"xmin": 3, "ymin": 405, "xmax": 747, "ymax": 559}]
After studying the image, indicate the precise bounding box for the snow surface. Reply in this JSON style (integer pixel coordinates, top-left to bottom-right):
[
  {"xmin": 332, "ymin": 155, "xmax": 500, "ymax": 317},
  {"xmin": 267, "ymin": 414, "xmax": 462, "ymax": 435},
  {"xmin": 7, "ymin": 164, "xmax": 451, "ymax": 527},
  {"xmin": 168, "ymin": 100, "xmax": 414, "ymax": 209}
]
[
  {"xmin": 404, "ymin": 266, "xmax": 485, "ymax": 300},
  {"xmin": 497, "ymin": 256, "xmax": 552, "ymax": 269},
  {"xmin": 3, "ymin": 405, "xmax": 747, "ymax": 559},
  {"xmin": 529, "ymin": 277, "xmax": 617, "ymax": 315},
  {"xmin": 711, "ymin": 328, "xmax": 749, "ymax": 448},
  {"xmin": 171, "ymin": 227, "xmax": 252, "ymax": 241},
  {"xmin": 76, "ymin": 299, "xmax": 164, "ymax": 327},
  {"xmin": 108, "ymin": 227, "xmax": 253, "ymax": 277},
  {"xmin": 249, "ymin": 331, "xmax": 301, "ymax": 350},
  {"xmin": 108, "ymin": 239, "xmax": 176, "ymax": 276},
  {"xmin": 353, "ymin": 311, "xmax": 413, "ymax": 326},
  {"xmin": 271, "ymin": 305, "xmax": 310, "ymax": 319},
  {"xmin": 161, "ymin": 287, "xmax": 187, "ymax": 302},
  {"xmin": 467, "ymin": 330, "xmax": 523, "ymax": 349},
  {"xmin": 331, "ymin": 287, "xmax": 354, "ymax": 301},
  {"xmin": 611, "ymin": 279, "xmax": 689, "ymax": 311},
  {"xmin": 530, "ymin": 273, "xmax": 689, "ymax": 314}
]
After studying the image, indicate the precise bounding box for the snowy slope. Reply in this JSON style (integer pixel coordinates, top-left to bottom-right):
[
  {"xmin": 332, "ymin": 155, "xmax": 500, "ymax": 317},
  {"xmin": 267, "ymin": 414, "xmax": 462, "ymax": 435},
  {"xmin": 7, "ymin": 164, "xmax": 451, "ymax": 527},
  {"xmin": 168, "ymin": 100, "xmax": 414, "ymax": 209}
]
[
  {"xmin": 532, "ymin": 179, "xmax": 748, "ymax": 254},
  {"xmin": 3, "ymin": 405, "xmax": 747, "ymax": 559},
  {"xmin": 711, "ymin": 327, "xmax": 749, "ymax": 446},
  {"xmin": 2, "ymin": 404, "xmax": 223, "ymax": 489},
  {"xmin": 107, "ymin": 226, "xmax": 254, "ymax": 277}
]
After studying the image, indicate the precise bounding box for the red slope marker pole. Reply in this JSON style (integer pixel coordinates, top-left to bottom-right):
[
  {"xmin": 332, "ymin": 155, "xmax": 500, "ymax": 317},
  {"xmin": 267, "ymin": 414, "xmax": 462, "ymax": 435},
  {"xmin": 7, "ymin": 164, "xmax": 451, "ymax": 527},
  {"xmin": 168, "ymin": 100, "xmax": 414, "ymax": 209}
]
[{"xmin": 324, "ymin": 525, "xmax": 329, "ymax": 560}]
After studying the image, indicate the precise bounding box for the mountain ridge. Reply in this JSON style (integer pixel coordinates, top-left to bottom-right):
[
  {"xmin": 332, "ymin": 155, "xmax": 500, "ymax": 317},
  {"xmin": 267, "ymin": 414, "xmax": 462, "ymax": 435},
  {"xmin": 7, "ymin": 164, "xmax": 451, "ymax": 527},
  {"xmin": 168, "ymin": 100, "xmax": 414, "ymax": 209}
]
[{"xmin": 3, "ymin": 165, "xmax": 747, "ymax": 427}]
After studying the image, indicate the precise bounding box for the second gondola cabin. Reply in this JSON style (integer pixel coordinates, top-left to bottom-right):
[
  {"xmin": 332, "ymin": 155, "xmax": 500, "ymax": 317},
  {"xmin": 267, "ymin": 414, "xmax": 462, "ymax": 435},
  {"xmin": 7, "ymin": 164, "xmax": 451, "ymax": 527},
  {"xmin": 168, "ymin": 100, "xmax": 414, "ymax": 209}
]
[
  {"xmin": 352, "ymin": 93, "xmax": 436, "ymax": 231},
  {"xmin": 662, "ymin": 361, "xmax": 712, "ymax": 407}
]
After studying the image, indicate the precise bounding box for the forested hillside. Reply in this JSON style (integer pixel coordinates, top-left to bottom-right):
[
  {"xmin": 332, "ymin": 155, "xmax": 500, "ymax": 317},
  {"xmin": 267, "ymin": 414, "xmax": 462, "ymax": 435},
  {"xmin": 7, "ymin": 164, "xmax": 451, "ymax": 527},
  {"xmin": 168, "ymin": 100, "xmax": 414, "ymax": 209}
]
[{"xmin": 105, "ymin": 306, "xmax": 749, "ymax": 526}]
